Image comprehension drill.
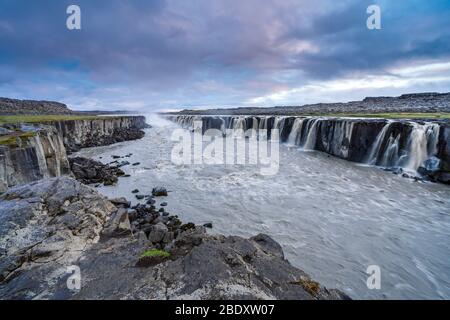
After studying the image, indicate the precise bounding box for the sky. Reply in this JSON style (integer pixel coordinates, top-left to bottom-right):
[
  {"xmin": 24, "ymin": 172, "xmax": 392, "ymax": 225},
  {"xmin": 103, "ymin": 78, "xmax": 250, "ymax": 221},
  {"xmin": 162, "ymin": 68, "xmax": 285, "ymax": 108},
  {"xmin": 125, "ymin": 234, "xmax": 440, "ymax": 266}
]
[{"xmin": 0, "ymin": 0, "xmax": 449, "ymax": 112}]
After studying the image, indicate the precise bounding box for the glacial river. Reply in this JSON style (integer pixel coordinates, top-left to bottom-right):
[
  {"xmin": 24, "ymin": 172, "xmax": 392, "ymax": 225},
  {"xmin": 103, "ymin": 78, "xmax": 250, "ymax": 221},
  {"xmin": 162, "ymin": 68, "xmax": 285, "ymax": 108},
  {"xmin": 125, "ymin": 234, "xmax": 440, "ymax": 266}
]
[{"xmin": 77, "ymin": 115, "xmax": 450, "ymax": 299}]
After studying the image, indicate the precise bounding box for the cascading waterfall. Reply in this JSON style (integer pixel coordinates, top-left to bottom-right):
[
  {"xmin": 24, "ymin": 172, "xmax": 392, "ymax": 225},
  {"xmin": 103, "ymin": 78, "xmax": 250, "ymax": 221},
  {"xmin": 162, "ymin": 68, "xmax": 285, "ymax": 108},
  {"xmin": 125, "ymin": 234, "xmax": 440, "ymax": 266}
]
[
  {"xmin": 287, "ymin": 118, "xmax": 306, "ymax": 146},
  {"xmin": 404, "ymin": 123, "xmax": 440, "ymax": 171},
  {"xmin": 259, "ymin": 117, "xmax": 269, "ymax": 130},
  {"xmin": 366, "ymin": 120, "xmax": 441, "ymax": 172},
  {"xmin": 170, "ymin": 115, "xmax": 446, "ymax": 178},
  {"xmin": 303, "ymin": 118, "xmax": 320, "ymax": 150},
  {"xmin": 380, "ymin": 134, "xmax": 401, "ymax": 167},
  {"xmin": 366, "ymin": 121, "xmax": 392, "ymax": 165}
]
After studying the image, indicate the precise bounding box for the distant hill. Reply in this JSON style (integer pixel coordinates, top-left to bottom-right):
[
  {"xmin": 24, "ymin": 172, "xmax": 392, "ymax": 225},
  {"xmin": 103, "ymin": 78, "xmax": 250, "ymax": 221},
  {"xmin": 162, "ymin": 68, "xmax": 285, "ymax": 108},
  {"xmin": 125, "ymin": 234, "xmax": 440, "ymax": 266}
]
[
  {"xmin": 0, "ymin": 97, "xmax": 75, "ymax": 115},
  {"xmin": 0, "ymin": 97, "xmax": 132, "ymax": 116},
  {"xmin": 165, "ymin": 92, "xmax": 450, "ymax": 116}
]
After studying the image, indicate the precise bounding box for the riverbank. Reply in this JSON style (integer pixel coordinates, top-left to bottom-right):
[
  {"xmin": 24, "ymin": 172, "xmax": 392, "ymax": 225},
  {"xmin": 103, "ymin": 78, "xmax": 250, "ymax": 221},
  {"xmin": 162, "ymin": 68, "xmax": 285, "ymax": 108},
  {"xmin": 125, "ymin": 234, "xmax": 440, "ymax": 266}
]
[{"xmin": 0, "ymin": 174, "xmax": 349, "ymax": 300}]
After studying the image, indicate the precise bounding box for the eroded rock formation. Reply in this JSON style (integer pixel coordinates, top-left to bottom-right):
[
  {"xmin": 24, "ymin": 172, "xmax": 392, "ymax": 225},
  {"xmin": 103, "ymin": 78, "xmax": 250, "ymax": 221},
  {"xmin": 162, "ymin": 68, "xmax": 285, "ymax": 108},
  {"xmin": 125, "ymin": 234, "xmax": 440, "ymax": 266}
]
[
  {"xmin": 0, "ymin": 177, "xmax": 349, "ymax": 300},
  {"xmin": 0, "ymin": 116, "xmax": 147, "ymax": 192}
]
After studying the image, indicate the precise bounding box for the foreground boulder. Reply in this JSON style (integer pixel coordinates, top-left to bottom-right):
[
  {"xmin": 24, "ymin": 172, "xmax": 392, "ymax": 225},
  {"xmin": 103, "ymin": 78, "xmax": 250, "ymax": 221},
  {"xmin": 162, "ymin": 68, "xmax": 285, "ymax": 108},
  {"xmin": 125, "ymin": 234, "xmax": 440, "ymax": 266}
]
[
  {"xmin": 0, "ymin": 177, "xmax": 349, "ymax": 300},
  {"xmin": 0, "ymin": 177, "xmax": 116, "ymax": 299}
]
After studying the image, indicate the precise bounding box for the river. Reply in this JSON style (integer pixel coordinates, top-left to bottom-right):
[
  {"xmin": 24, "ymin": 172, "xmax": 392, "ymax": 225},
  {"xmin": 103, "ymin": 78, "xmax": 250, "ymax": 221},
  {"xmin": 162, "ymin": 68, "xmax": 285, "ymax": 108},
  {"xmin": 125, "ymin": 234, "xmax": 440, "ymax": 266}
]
[{"xmin": 76, "ymin": 114, "xmax": 450, "ymax": 299}]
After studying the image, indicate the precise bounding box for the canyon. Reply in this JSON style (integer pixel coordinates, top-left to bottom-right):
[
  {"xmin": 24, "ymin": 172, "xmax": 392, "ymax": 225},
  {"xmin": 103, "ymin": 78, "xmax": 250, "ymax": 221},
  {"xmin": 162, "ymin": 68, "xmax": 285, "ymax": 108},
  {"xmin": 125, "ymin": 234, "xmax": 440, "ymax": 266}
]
[
  {"xmin": 0, "ymin": 116, "xmax": 147, "ymax": 192},
  {"xmin": 0, "ymin": 113, "xmax": 350, "ymax": 300}
]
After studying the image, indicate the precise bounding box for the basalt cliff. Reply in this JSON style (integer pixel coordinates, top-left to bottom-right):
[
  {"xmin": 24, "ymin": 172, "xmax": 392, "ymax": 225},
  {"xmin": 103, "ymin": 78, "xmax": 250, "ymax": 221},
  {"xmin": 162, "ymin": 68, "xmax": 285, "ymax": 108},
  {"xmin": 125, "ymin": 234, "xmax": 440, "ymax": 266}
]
[
  {"xmin": 0, "ymin": 116, "xmax": 147, "ymax": 192},
  {"xmin": 168, "ymin": 115, "xmax": 450, "ymax": 184}
]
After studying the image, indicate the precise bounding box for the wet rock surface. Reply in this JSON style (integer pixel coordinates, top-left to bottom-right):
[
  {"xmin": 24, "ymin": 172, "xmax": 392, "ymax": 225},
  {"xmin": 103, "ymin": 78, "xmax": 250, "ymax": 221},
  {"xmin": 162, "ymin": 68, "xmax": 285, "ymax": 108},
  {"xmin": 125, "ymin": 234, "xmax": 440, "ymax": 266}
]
[{"xmin": 0, "ymin": 177, "xmax": 349, "ymax": 300}]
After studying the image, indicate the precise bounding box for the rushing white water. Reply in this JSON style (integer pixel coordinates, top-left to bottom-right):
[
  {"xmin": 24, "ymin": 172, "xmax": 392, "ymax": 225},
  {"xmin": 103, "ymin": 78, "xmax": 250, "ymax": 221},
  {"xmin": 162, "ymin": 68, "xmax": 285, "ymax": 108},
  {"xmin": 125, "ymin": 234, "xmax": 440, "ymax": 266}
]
[
  {"xmin": 366, "ymin": 121, "xmax": 392, "ymax": 165},
  {"xmin": 404, "ymin": 123, "xmax": 440, "ymax": 171},
  {"xmin": 365, "ymin": 121, "xmax": 441, "ymax": 172},
  {"xmin": 77, "ymin": 115, "xmax": 450, "ymax": 299},
  {"xmin": 287, "ymin": 118, "xmax": 306, "ymax": 146},
  {"xmin": 303, "ymin": 118, "xmax": 320, "ymax": 150}
]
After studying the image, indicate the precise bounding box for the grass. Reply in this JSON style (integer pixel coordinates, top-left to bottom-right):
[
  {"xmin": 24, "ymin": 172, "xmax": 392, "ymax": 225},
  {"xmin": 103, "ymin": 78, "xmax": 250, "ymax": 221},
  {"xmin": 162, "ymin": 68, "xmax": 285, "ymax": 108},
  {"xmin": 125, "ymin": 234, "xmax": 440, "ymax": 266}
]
[
  {"xmin": 0, "ymin": 132, "xmax": 36, "ymax": 146},
  {"xmin": 140, "ymin": 249, "xmax": 171, "ymax": 259},
  {"xmin": 0, "ymin": 114, "xmax": 127, "ymax": 125},
  {"xmin": 303, "ymin": 112, "xmax": 450, "ymax": 119}
]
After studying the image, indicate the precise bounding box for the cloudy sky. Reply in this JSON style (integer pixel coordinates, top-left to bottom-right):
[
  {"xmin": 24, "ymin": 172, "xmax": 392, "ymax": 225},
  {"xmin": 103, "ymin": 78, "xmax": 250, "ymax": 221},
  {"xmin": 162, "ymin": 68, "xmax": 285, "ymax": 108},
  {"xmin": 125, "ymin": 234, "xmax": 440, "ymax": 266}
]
[{"xmin": 0, "ymin": 0, "xmax": 449, "ymax": 112}]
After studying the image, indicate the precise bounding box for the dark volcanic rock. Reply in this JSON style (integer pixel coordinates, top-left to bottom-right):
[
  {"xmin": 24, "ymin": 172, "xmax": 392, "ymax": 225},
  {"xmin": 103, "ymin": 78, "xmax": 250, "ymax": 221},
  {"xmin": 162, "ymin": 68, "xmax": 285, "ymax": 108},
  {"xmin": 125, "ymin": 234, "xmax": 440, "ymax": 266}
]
[
  {"xmin": 0, "ymin": 177, "xmax": 349, "ymax": 300},
  {"xmin": 152, "ymin": 187, "xmax": 168, "ymax": 197},
  {"xmin": 69, "ymin": 157, "xmax": 124, "ymax": 186},
  {"xmin": 58, "ymin": 228, "xmax": 349, "ymax": 300}
]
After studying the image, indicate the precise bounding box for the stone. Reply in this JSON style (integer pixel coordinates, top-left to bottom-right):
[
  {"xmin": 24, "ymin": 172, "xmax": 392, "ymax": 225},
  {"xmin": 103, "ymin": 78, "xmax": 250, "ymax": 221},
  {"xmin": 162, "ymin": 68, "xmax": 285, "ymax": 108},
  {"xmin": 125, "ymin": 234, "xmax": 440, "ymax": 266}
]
[
  {"xmin": 160, "ymin": 202, "xmax": 168, "ymax": 207},
  {"xmin": 102, "ymin": 208, "xmax": 132, "ymax": 239},
  {"xmin": 203, "ymin": 223, "xmax": 213, "ymax": 229},
  {"xmin": 436, "ymin": 172, "xmax": 450, "ymax": 184},
  {"xmin": 109, "ymin": 197, "xmax": 130, "ymax": 208},
  {"xmin": 148, "ymin": 223, "xmax": 169, "ymax": 243},
  {"xmin": 152, "ymin": 187, "xmax": 168, "ymax": 197},
  {"xmin": 69, "ymin": 157, "xmax": 123, "ymax": 186},
  {"xmin": 0, "ymin": 177, "xmax": 116, "ymax": 299}
]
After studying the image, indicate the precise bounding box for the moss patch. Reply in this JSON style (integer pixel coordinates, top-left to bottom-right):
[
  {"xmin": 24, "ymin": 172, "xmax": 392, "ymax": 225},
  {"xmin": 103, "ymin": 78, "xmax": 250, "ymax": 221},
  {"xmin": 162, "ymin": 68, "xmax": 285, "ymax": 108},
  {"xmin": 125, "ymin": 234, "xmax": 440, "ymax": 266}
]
[
  {"xmin": 292, "ymin": 278, "xmax": 321, "ymax": 296},
  {"xmin": 136, "ymin": 249, "xmax": 171, "ymax": 268},
  {"xmin": 0, "ymin": 132, "xmax": 36, "ymax": 146},
  {"xmin": 140, "ymin": 249, "xmax": 171, "ymax": 259}
]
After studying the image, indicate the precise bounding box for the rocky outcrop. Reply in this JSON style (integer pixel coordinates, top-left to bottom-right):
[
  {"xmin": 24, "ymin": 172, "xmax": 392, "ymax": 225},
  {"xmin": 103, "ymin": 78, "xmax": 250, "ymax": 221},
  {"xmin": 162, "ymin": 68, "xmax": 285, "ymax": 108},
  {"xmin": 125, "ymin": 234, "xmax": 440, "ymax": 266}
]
[
  {"xmin": 0, "ymin": 177, "xmax": 115, "ymax": 298},
  {"xmin": 0, "ymin": 126, "xmax": 70, "ymax": 193},
  {"xmin": 50, "ymin": 117, "xmax": 148, "ymax": 153},
  {"xmin": 0, "ymin": 116, "xmax": 147, "ymax": 192},
  {"xmin": 0, "ymin": 177, "xmax": 349, "ymax": 300},
  {"xmin": 169, "ymin": 115, "xmax": 450, "ymax": 184},
  {"xmin": 69, "ymin": 157, "xmax": 125, "ymax": 186}
]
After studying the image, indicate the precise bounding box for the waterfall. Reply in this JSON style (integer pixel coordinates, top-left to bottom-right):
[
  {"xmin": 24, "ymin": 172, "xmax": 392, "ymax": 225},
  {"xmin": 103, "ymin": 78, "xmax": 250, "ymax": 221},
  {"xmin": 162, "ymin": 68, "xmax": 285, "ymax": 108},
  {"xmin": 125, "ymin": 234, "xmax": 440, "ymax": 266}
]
[
  {"xmin": 233, "ymin": 117, "xmax": 245, "ymax": 130},
  {"xmin": 303, "ymin": 119, "xmax": 320, "ymax": 150},
  {"xmin": 404, "ymin": 122, "xmax": 440, "ymax": 171},
  {"xmin": 366, "ymin": 121, "xmax": 392, "ymax": 165},
  {"xmin": 252, "ymin": 117, "xmax": 259, "ymax": 131},
  {"xmin": 170, "ymin": 115, "xmax": 445, "ymax": 178},
  {"xmin": 259, "ymin": 117, "xmax": 269, "ymax": 130},
  {"xmin": 380, "ymin": 134, "xmax": 400, "ymax": 167},
  {"xmin": 287, "ymin": 118, "xmax": 305, "ymax": 146}
]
